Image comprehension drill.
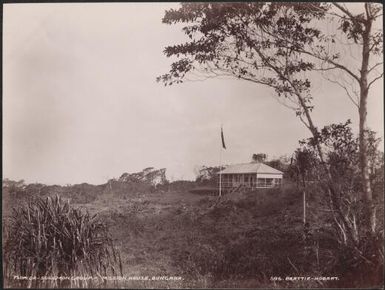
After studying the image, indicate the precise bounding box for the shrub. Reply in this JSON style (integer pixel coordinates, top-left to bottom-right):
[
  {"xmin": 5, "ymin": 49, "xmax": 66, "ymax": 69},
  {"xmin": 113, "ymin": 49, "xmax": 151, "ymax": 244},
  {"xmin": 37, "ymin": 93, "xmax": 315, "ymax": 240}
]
[
  {"xmin": 328, "ymin": 231, "xmax": 384, "ymax": 287},
  {"xmin": 3, "ymin": 195, "xmax": 122, "ymax": 288},
  {"xmin": 189, "ymin": 187, "xmax": 218, "ymax": 195},
  {"xmin": 174, "ymin": 232, "xmax": 302, "ymax": 284}
]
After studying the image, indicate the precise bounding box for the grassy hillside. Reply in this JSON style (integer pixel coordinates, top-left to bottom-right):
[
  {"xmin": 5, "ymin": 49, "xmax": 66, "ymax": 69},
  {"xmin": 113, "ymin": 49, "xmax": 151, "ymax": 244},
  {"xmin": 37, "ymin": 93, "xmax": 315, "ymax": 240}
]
[{"xmin": 2, "ymin": 179, "xmax": 383, "ymax": 288}]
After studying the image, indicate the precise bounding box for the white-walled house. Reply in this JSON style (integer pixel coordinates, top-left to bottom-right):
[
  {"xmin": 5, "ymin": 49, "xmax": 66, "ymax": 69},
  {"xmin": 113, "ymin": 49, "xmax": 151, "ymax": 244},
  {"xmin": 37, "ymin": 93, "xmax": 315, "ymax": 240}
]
[{"xmin": 218, "ymin": 162, "xmax": 283, "ymax": 190}]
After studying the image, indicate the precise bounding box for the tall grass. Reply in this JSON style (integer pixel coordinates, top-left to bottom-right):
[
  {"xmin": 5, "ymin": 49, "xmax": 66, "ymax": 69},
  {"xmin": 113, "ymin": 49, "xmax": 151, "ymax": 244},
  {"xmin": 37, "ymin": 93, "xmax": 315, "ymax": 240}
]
[{"xmin": 3, "ymin": 195, "xmax": 122, "ymax": 288}]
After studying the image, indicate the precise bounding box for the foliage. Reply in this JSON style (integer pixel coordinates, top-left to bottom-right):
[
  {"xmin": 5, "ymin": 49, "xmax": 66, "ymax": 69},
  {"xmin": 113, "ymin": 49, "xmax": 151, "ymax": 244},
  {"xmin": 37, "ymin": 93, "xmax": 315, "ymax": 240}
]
[
  {"xmin": 171, "ymin": 184, "xmax": 321, "ymax": 287},
  {"xmin": 3, "ymin": 167, "xmax": 382, "ymax": 287},
  {"xmin": 118, "ymin": 167, "xmax": 168, "ymax": 186},
  {"xmin": 299, "ymin": 120, "xmax": 383, "ymax": 198},
  {"xmin": 189, "ymin": 187, "xmax": 218, "ymax": 196},
  {"xmin": 158, "ymin": 2, "xmax": 330, "ymax": 119},
  {"xmin": 264, "ymin": 156, "xmax": 291, "ymax": 176},
  {"xmin": 291, "ymin": 120, "xmax": 384, "ymax": 285},
  {"xmin": 3, "ymin": 195, "xmax": 122, "ymax": 288},
  {"xmin": 252, "ymin": 153, "xmax": 267, "ymax": 163},
  {"xmin": 288, "ymin": 146, "xmax": 320, "ymax": 186},
  {"xmin": 195, "ymin": 166, "xmax": 220, "ymax": 185},
  {"xmin": 2, "ymin": 168, "xmax": 170, "ymax": 210},
  {"xmin": 2, "ymin": 178, "xmax": 27, "ymax": 197}
]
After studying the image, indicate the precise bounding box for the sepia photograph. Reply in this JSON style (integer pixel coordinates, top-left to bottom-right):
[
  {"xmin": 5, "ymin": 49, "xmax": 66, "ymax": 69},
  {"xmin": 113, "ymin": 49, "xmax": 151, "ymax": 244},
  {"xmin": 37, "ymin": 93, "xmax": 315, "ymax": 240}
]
[{"xmin": 2, "ymin": 2, "xmax": 384, "ymax": 288}]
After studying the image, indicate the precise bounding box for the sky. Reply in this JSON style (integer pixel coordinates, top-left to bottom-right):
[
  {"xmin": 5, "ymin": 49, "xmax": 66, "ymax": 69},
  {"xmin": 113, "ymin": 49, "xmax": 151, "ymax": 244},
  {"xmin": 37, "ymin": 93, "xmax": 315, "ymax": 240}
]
[{"xmin": 3, "ymin": 3, "xmax": 384, "ymax": 185}]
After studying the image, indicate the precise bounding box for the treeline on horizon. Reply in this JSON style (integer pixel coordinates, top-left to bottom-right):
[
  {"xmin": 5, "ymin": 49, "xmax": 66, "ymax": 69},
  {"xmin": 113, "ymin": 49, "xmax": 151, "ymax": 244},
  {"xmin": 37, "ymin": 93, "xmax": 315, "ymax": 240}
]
[{"xmin": 3, "ymin": 119, "xmax": 384, "ymax": 201}]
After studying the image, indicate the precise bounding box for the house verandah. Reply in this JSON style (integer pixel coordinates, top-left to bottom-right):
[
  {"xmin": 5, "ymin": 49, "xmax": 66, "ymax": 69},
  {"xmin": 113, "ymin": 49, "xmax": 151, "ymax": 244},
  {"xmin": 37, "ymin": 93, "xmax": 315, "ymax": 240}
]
[
  {"xmin": 221, "ymin": 173, "xmax": 282, "ymax": 189},
  {"xmin": 218, "ymin": 162, "xmax": 283, "ymax": 192}
]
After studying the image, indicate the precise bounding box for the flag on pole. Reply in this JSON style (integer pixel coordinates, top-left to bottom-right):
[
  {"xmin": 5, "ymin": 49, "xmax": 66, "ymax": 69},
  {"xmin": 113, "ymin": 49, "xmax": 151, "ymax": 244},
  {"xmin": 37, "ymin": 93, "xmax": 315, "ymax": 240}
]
[{"xmin": 221, "ymin": 126, "xmax": 226, "ymax": 149}]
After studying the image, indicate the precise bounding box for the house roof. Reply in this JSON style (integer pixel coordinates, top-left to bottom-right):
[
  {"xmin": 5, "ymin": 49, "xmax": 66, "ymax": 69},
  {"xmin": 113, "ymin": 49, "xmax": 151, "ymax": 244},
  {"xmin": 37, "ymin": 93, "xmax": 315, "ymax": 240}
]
[{"xmin": 219, "ymin": 162, "xmax": 283, "ymax": 175}]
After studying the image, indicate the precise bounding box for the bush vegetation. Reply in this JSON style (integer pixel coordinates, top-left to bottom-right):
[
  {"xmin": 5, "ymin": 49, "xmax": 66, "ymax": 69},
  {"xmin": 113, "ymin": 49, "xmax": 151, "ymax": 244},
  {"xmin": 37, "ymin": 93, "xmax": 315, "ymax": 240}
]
[
  {"xmin": 3, "ymin": 195, "xmax": 122, "ymax": 288},
  {"xmin": 2, "ymin": 123, "xmax": 383, "ymax": 288},
  {"xmin": 288, "ymin": 120, "xmax": 384, "ymax": 287}
]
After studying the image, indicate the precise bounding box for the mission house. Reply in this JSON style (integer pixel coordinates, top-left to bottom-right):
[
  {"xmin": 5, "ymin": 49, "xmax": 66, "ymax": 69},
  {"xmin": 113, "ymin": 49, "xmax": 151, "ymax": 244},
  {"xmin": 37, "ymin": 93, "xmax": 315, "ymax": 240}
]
[{"xmin": 218, "ymin": 162, "xmax": 283, "ymax": 191}]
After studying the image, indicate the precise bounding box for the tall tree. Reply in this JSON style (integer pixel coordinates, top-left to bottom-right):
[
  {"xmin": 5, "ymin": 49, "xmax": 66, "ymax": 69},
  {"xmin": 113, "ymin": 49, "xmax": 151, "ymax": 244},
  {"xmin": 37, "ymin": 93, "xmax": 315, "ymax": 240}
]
[
  {"xmin": 302, "ymin": 3, "xmax": 383, "ymax": 233},
  {"xmin": 157, "ymin": 2, "xmax": 382, "ymax": 237}
]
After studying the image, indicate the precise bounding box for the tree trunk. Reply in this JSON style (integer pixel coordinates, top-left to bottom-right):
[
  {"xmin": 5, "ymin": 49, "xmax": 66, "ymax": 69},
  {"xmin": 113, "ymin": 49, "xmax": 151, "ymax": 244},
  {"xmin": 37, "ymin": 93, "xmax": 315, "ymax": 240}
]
[
  {"xmin": 359, "ymin": 10, "xmax": 375, "ymax": 233},
  {"xmin": 296, "ymin": 91, "xmax": 359, "ymax": 245},
  {"xmin": 258, "ymin": 45, "xmax": 362, "ymax": 244}
]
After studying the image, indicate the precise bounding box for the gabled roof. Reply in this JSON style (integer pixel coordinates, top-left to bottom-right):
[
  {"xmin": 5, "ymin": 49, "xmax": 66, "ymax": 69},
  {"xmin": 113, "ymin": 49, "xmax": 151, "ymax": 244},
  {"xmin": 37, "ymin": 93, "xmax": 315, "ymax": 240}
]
[{"xmin": 219, "ymin": 162, "xmax": 283, "ymax": 175}]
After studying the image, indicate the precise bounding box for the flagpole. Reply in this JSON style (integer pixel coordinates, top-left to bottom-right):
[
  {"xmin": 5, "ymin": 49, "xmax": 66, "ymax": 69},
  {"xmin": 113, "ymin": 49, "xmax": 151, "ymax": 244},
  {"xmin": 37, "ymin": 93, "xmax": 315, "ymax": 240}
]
[
  {"xmin": 219, "ymin": 140, "xmax": 222, "ymax": 197},
  {"xmin": 219, "ymin": 123, "xmax": 227, "ymax": 197}
]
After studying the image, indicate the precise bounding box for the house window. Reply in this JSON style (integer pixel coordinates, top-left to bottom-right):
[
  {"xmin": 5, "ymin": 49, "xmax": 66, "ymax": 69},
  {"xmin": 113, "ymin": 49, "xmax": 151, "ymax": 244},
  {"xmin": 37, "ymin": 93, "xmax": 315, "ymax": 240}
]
[{"xmin": 256, "ymin": 178, "xmax": 265, "ymax": 187}]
